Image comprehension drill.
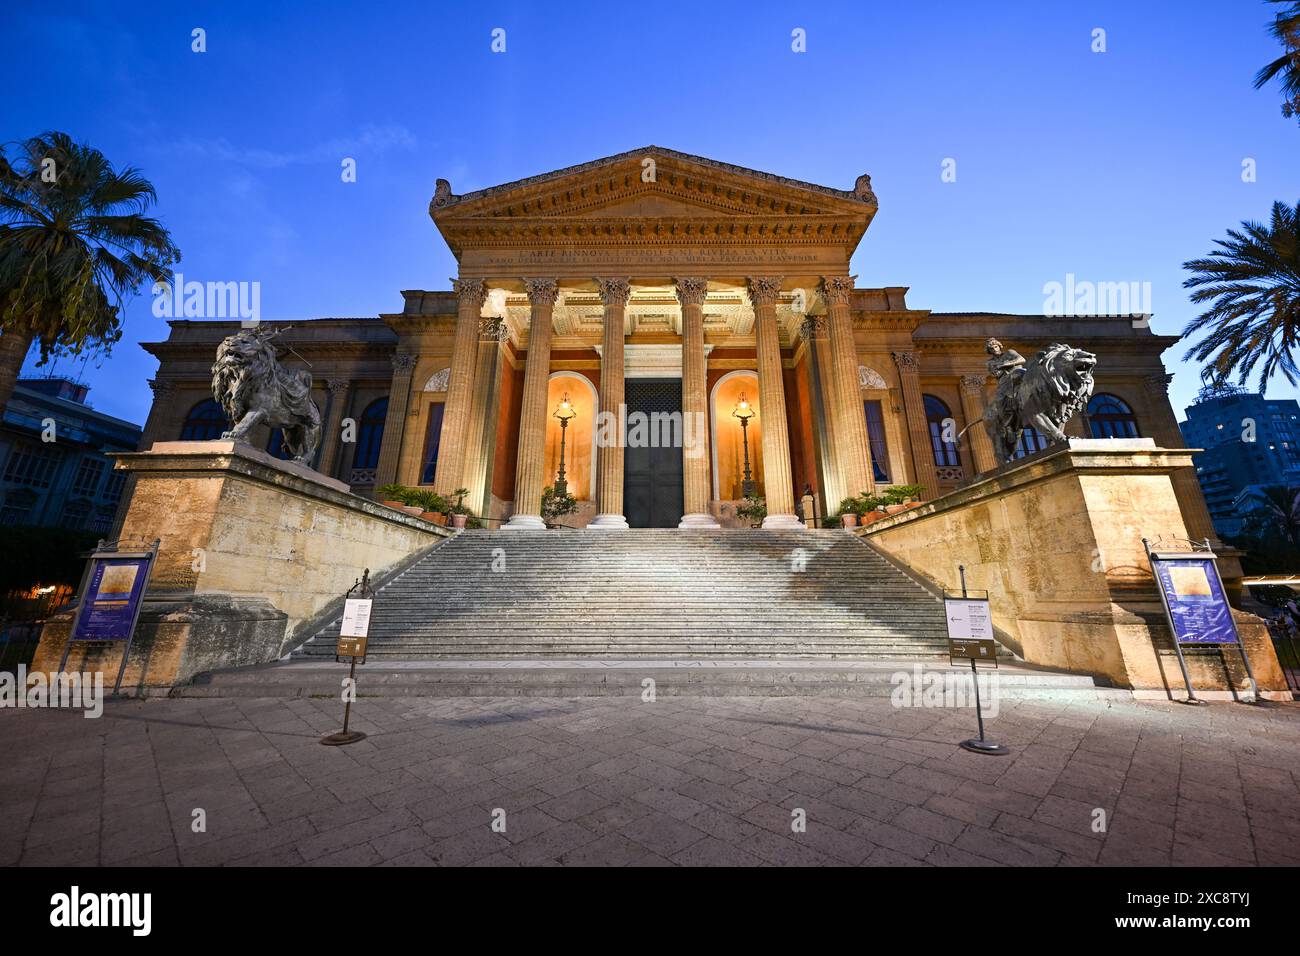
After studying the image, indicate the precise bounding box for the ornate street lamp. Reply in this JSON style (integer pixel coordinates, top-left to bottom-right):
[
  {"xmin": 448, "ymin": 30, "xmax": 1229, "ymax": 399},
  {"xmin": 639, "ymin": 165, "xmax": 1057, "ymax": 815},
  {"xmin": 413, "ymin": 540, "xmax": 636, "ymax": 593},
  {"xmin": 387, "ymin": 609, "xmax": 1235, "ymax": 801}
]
[
  {"xmin": 553, "ymin": 393, "xmax": 578, "ymax": 497},
  {"xmin": 732, "ymin": 393, "xmax": 757, "ymax": 498}
]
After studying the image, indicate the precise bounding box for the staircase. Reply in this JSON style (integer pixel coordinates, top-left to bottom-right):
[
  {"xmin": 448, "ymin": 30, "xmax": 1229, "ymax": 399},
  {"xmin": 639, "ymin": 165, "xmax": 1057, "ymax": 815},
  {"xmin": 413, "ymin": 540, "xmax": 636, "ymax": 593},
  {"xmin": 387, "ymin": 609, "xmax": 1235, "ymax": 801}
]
[{"xmin": 291, "ymin": 529, "xmax": 960, "ymax": 661}]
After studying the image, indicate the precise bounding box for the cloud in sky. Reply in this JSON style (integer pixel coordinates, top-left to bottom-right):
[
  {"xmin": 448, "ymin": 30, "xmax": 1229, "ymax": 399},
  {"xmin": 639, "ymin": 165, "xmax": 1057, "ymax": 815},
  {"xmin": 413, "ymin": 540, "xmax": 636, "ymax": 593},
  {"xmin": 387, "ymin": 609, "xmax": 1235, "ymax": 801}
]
[{"xmin": 165, "ymin": 123, "xmax": 417, "ymax": 169}]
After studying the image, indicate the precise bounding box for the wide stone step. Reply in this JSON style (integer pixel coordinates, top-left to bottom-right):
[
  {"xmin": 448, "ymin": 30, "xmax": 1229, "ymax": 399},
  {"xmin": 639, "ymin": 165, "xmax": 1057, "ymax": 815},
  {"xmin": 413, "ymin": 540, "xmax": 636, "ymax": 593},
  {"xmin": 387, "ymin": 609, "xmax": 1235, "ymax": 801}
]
[
  {"xmin": 283, "ymin": 529, "xmax": 985, "ymax": 666},
  {"xmin": 181, "ymin": 659, "xmax": 1104, "ymax": 699}
]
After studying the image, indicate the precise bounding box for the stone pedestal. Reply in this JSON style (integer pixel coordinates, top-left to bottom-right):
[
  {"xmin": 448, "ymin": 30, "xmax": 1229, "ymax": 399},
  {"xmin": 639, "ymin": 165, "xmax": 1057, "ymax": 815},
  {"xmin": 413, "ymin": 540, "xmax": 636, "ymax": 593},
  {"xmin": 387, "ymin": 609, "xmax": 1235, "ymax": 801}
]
[
  {"xmin": 861, "ymin": 438, "xmax": 1290, "ymax": 698},
  {"xmin": 32, "ymin": 441, "xmax": 447, "ymax": 692}
]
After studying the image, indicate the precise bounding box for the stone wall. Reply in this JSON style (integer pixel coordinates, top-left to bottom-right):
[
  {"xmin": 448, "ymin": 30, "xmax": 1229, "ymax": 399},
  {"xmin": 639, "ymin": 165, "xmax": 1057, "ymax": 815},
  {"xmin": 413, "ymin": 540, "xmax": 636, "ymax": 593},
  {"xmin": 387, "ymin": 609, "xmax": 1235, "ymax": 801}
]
[
  {"xmin": 860, "ymin": 438, "xmax": 1289, "ymax": 699},
  {"xmin": 34, "ymin": 441, "xmax": 448, "ymax": 691}
]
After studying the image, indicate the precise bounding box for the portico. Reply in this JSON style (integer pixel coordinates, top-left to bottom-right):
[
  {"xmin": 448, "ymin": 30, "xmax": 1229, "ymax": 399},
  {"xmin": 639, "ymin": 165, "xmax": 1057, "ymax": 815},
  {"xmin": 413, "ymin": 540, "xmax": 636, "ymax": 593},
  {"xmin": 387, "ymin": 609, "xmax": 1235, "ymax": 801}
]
[{"xmin": 426, "ymin": 147, "xmax": 883, "ymax": 530}]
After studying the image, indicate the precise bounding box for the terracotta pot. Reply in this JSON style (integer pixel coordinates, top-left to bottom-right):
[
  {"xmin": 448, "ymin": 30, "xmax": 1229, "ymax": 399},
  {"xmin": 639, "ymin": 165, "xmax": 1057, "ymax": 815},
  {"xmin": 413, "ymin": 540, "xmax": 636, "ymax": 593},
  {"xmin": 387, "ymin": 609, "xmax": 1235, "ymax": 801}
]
[
  {"xmin": 864, "ymin": 510, "xmax": 888, "ymax": 524},
  {"xmin": 451, "ymin": 513, "xmax": 468, "ymax": 529},
  {"xmin": 400, "ymin": 505, "xmax": 423, "ymax": 516},
  {"xmin": 841, "ymin": 513, "xmax": 858, "ymax": 528},
  {"xmin": 382, "ymin": 500, "xmax": 405, "ymax": 509},
  {"xmin": 420, "ymin": 511, "xmax": 445, "ymax": 524},
  {"xmin": 884, "ymin": 504, "xmax": 907, "ymax": 515}
]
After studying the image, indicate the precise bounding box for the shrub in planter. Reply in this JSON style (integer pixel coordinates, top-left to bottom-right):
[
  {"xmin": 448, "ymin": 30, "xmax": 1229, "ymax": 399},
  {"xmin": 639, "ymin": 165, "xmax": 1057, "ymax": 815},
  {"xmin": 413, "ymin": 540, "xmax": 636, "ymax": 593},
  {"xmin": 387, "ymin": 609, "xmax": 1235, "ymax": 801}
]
[
  {"xmin": 410, "ymin": 489, "xmax": 447, "ymax": 523},
  {"xmin": 541, "ymin": 485, "xmax": 578, "ymax": 527},
  {"xmin": 735, "ymin": 495, "xmax": 767, "ymax": 528},
  {"xmin": 376, "ymin": 483, "xmax": 410, "ymax": 508},
  {"xmin": 448, "ymin": 487, "xmax": 474, "ymax": 529}
]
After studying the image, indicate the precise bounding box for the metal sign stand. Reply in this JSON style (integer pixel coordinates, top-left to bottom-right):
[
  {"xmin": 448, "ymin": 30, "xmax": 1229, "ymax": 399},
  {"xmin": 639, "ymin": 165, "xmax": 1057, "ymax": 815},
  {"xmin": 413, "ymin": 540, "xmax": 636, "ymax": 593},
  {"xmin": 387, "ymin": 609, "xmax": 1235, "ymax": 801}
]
[
  {"xmin": 321, "ymin": 569, "xmax": 373, "ymax": 746},
  {"xmin": 1143, "ymin": 538, "xmax": 1262, "ymax": 706},
  {"xmin": 57, "ymin": 538, "xmax": 159, "ymax": 698},
  {"xmin": 947, "ymin": 566, "xmax": 1008, "ymax": 756}
]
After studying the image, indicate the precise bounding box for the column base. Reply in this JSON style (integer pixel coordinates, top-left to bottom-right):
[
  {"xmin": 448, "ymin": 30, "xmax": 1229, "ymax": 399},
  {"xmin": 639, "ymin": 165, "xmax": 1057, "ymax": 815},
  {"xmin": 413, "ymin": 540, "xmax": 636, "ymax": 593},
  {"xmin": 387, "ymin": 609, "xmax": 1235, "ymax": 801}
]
[
  {"xmin": 588, "ymin": 513, "xmax": 629, "ymax": 530},
  {"xmin": 501, "ymin": 513, "xmax": 546, "ymax": 531},
  {"xmin": 678, "ymin": 513, "xmax": 721, "ymax": 529},
  {"xmin": 762, "ymin": 513, "xmax": 806, "ymax": 530}
]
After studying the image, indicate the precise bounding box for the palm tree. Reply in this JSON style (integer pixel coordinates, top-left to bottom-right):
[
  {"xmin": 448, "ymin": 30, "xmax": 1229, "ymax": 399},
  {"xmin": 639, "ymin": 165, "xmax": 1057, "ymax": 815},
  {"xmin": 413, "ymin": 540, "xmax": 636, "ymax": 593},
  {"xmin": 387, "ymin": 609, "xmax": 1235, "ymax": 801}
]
[
  {"xmin": 0, "ymin": 131, "xmax": 179, "ymax": 416},
  {"xmin": 1248, "ymin": 484, "xmax": 1300, "ymax": 548},
  {"xmin": 1181, "ymin": 199, "xmax": 1300, "ymax": 389},
  {"xmin": 1254, "ymin": 1, "xmax": 1300, "ymax": 121}
]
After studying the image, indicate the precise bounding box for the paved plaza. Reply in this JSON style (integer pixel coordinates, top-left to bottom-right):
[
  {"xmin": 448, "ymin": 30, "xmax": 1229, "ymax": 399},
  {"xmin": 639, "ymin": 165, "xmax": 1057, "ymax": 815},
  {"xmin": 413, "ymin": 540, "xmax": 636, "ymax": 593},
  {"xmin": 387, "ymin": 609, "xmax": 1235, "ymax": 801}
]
[{"xmin": 3, "ymin": 692, "xmax": 1299, "ymax": 867}]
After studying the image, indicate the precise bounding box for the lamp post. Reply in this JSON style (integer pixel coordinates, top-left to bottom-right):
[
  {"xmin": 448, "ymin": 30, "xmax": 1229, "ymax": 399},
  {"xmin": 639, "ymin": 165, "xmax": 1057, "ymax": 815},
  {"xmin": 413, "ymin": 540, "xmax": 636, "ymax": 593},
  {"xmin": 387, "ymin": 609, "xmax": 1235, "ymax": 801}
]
[
  {"xmin": 732, "ymin": 393, "xmax": 757, "ymax": 498},
  {"xmin": 553, "ymin": 393, "xmax": 577, "ymax": 497}
]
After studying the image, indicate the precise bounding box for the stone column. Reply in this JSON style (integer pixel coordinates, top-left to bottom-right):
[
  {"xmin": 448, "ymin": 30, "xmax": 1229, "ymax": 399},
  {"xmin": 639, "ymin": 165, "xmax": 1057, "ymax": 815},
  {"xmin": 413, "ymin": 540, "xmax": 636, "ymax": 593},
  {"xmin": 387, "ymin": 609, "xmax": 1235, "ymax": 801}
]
[
  {"xmin": 958, "ymin": 374, "xmax": 998, "ymax": 475},
  {"xmin": 821, "ymin": 276, "xmax": 875, "ymax": 498},
  {"xmin": 804, "ymin": 318, "xmax": 844, "ymax": 512},
  {"xmin": 676, "ymin": 277, "xmax": 721, "ymax": 528},
  {"xmin": 747, "ymin": 277, "xmax": 803, "ymax": 529},
  {"xmin": 432, "ymin": 277, "xmax": 487, "ymax": 494},
  {"xmin": 317, "ymin": 379, "xmax": 352, "ymax": 479},
  {"xmin": 503, "ymin": 279, "xmax": 559, "ymax": 530},
  {"xmin": 590, "ymin": 277, "xmax": 631, "ymax": 529},
  {"xmin": 374, "ymin": 353, "xmax": 417, "ymax": 487},
  {"xmin": 463, "ymin": 314, "xmax": 506, "ymax": 517},
  {"xmin": 893, "ymin": 349, "xmax": 941, "ymax": 500}
]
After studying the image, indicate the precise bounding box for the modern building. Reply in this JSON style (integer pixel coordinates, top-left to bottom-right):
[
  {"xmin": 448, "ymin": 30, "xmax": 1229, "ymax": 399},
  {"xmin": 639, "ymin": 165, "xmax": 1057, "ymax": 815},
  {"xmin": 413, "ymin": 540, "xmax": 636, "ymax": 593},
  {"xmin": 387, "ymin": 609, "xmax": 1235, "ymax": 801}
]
[
  {"xmin": 135, "ymin": 147, "xmax": 1218, "ymax": 543},
  {"xmin": 1179, "ymin": 383, "xmax": 1300, "ymax": 536},
  {"xmin": 0, "ymin": 376, "xmax": 141, "ymax": 534}
]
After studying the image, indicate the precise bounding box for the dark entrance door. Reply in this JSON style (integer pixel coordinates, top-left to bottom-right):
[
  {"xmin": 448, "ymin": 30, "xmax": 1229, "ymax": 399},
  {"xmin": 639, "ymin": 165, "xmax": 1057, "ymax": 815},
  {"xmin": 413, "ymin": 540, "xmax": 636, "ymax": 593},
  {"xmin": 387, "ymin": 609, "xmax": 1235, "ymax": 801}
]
[{"xmin": 623, "ymin": 378, "xmax": 684, "ymax": 528}]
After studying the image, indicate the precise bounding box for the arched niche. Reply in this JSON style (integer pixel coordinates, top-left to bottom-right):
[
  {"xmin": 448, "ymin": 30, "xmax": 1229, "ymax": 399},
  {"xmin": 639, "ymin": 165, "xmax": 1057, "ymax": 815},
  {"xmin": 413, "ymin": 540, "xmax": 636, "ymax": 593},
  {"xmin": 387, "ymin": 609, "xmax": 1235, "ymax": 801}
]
[
  {"xmin": 710, "ymin": 370, "xmax": 765, "ymax": 500},
  {"xmin": 543, "ymin": 372, "xmax": 597, "ymax": 500}
]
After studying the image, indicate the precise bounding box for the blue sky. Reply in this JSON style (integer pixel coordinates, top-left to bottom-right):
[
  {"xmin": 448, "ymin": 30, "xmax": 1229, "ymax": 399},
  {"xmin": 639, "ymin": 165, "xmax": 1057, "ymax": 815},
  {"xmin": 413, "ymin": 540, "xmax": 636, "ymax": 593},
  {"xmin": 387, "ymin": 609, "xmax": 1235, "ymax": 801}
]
[{"xmin": 4, "ymin": 0, "xmax": 1298, "ymax": 426}]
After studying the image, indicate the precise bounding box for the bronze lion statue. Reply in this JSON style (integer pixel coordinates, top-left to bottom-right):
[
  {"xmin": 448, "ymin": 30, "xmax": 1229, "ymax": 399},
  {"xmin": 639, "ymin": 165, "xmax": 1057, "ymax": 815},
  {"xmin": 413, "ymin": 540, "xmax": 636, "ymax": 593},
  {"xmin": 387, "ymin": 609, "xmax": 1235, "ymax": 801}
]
[
  {"xmin": 211, "ymin": 326, "xmax": 322, "ymax": 465},
  {"xmin": 974, "ymin": 342, "xmax": 1097, "ymax": 464}
]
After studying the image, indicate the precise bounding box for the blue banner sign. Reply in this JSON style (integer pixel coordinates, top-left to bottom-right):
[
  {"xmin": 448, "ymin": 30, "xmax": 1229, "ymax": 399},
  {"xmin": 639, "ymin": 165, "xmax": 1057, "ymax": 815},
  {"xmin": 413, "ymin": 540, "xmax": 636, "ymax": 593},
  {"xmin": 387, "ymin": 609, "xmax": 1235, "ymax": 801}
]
[
  {"xmin": 1151, "ymin": 555, "xmax": 1238, "ymax": 645},
  {"xmin": 72, "ymin": 556, "xmax": 152, "ymax": 642}
]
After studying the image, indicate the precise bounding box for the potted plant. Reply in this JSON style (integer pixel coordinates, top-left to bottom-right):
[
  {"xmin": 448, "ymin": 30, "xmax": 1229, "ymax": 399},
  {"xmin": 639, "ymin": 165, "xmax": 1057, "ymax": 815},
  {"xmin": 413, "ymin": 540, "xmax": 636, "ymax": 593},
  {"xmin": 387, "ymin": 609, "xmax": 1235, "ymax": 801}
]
[
  {"xmin": 412, "ymin": 489, "xmax": 447, "ymax": 524},
  {"xmin": 837, "ymin": 496, "xmax": 860, "ymax": 528},
  {"xmin": 376, "ymin": 483, "xmax": 408, "ymax": 509},
  {"xmin": 541, "ymin": 485, "xmax": 578, "ymax": 528},
  {"xmin": 880, "ymin": 484, "xmax": 924, "ymax": 514},
  {"xmin": 735, "ymin": 494, "xmax": 767, "ymax": 528},
  {"xmin": 448, "ymin": 487, "xmax": 473, "ymax": 529}
]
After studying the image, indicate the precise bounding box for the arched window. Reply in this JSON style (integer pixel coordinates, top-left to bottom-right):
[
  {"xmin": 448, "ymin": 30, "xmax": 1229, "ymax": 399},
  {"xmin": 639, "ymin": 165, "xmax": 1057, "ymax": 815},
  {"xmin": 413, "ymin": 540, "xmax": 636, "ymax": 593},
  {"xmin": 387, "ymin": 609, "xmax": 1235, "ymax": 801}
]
[
  {"xmin": 924, "ymin": 394, "xmax": 961, "ymax": 468},
  {"xmin": 1014, "ymin": 427, "xmax": 1050, "ymax": 459},
  {"xmin": 353, "ymin": 397, "xmax": 388, "ymax": 470},
  {"xmin": 180, "ymin": 400, "xmax": 229, "ymax": 441},
  {"xmin": 1088, "ymin": 393, "xmax": 1141, "ymax": 438}
]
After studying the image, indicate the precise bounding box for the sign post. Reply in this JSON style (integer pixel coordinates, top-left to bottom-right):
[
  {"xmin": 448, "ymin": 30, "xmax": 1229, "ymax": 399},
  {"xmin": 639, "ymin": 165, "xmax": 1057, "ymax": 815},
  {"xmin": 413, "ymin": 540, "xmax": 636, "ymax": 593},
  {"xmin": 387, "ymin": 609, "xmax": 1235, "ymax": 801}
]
[
  {"xmin": 57, "ymin": 538, "xmax": 159, "ymax": 697},
  {"xmin": 1143, "ymin": 538, "xmax": 1261, "ymax": 705},
  {"xmin": 321, "ymin": 569, "xmax": 374, "ymax": 746},
  {"xmin": 945, "ymin": 565, "xmax": 1007, "ymax": 755}
]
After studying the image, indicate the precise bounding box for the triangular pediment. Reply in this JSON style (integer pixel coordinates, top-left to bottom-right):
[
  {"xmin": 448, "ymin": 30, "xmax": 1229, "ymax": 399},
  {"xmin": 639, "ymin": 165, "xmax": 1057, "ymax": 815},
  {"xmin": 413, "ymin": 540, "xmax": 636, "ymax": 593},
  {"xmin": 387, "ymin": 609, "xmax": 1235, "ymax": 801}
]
[{"xmin": 432, "ymin": 146, "xmax": 876, "ymax": 223}]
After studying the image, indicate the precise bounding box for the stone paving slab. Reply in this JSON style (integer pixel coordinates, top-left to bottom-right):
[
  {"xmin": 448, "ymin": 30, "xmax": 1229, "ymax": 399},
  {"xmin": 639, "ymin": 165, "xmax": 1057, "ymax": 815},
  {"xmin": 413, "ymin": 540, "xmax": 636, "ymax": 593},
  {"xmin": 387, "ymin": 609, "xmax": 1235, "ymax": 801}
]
[{"xmin": 1, "ymin": 693, "xmax": 1298, "ymax": 866}]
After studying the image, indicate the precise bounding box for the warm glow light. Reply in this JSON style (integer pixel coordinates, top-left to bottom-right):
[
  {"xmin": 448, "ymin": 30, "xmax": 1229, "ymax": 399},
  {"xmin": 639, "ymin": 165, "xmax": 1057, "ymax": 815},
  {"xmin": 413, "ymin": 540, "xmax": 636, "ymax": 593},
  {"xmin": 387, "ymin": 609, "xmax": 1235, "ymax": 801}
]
[
  {"xmin": 554, "ymin": 392, "xmax": 577, "ymax": 421},
  {"xmin": 732, "ymin": 393, "xmax": 756, "ymax": 420}
]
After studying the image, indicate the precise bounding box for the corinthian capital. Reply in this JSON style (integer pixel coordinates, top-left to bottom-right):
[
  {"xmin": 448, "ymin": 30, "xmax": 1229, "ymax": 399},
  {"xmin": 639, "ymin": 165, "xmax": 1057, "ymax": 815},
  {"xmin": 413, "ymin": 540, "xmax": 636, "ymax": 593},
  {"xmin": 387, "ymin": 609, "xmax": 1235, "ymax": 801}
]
[
  {"xmin": 959, "ymin": 374, "xmax": 987, "ymax": 395},
  {"xmin": 594, "ymin": 277, "xmax": 632, "ymax": 307},
  {"xmin": 819, "ymin": 275, "xmax": 855, "ymax": 307},
  {"xmin": 674, "ymin": 277, "xmax": 709, "ymax": 307},
  {"xmin": 452, "ymin": 277, "xmax": 488, "ymax": 309},
  {"xmin": 391, "ymin": 352, "xmax": 418, "ymax": 373},
  {"xmin": 892, "ymin": 350, "xmax": 919, "ymax": 372},
  {"xmin": 746, "ymin": 276, "xmax": 784, "ymax": 307},
  {"xmin": 523, "ymin": 278, "xmax": 560, "ymax": 306}
]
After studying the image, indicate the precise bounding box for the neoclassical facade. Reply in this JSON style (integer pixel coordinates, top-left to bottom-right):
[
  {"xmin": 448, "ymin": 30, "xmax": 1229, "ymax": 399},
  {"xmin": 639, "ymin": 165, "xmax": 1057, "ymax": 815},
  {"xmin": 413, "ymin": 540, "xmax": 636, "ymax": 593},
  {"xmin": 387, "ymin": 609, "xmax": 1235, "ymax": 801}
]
[{"xmin": 137, "ymin": 147, "xmax": 1215, "ymax": 540}]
